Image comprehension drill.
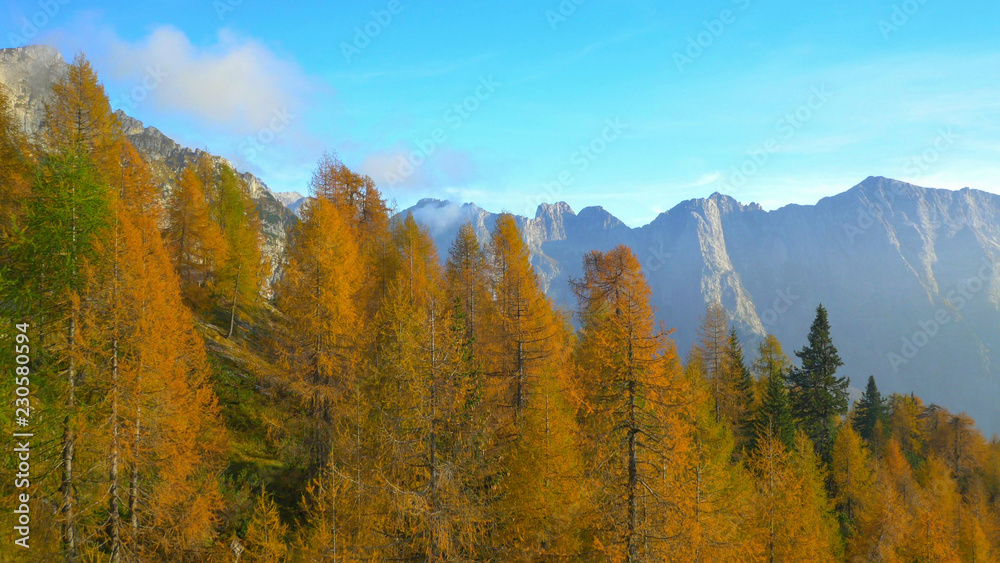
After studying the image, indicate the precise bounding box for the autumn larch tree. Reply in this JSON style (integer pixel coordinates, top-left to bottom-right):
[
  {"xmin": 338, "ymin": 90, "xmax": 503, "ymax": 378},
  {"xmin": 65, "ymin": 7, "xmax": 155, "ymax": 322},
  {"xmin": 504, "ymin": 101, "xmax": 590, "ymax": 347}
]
[
  {"xmin": 29, "ymin": 54, "xmax": 124, "ymax": 560},
  {"xmin": 746, "ymin": 432, "xmax": 840, "ymax": 561},
  {"xmin": 676, "ymin": 349, "xmax": 753, "ymax": 560},
  {"xmin": 573, "ymin": 245, "xmax": 689, "ymax": 561},
  {"xmin": 81, "ymin": 141, "xmax": 227, "ymax": 560},
  {"xmin": 42, "ymin": 53, "xmax": 121, "ymax": 176},
  {"xmin": 494, "ymin": 309, "xmax": 587, "ymax": 560},
  {"xmin": 903, "ymin": 455, "xmax": 962, "ymax": 560},
  {"xmin": 15, "ymin": 148, "xmax": 108, "ymax": 562},
  {"xmin": 849, "ymin": 438, "xmax": 913, "ymax": 560},
  {"xmin": 484, "ymin": 213, "xmax": 558, "ymax": 432},
  {"xmin": 275, "ymin": 187, "xmax": 360, "ymax": 475},
  {"xmin": 308, "ymin": 151, "xmax": 390, "ymax": 316},
  {"xmin": 831, "ymin": 424, "xmax": 875, "ymax": 539},
  {"xmin": 212, "ymin": 163, "xmax": 266, "ymax": 338},
  {"xmin": 445, "ymin": 222, "xmax": 491, "ymax": 352},
  {"xmin": 243, "ymin": 491, "xmax": 289, "ymax": 562},
  {"xmin": 0, "ymin": 85, "xmax": 34, "ymax": 243},
  {"xmin": 696, "ymin": 301, "xmax": 730, "ymax": 423},
  {"xmin": 362, "ymin": 214, "xmax": 486, "ymax": 559},
  {"xmin": 165, "ymin": 163, "xmax": 227, "ymax": 307}
]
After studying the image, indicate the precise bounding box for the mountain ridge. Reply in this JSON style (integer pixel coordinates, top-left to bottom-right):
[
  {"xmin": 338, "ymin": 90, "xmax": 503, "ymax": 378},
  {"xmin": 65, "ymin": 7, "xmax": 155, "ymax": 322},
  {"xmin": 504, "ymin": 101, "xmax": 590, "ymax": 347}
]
[{"xmin": 402, "ymin": 176, "xmax": 1000, "ymax": 434}]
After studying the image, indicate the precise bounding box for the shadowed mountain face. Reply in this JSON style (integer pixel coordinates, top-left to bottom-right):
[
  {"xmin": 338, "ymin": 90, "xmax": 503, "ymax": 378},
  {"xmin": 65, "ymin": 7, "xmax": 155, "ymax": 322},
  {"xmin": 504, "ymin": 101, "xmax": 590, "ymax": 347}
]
[
  {"xmin": 403, "ymin": 177, "xmax": 1000, "ymax": 435},
  {"xmin": 0, "ymin": 45, "xmax": 295, "ymax": 272}
]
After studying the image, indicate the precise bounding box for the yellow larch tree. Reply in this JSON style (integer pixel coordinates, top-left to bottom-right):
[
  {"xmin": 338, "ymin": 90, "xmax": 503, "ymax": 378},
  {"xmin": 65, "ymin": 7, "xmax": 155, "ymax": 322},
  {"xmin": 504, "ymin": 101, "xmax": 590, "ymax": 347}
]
[
  {"xmin": 445, "ymin": 222, "xmax": 492, "ymax": 354},
  {"xmin": 69, "ymin": 139, "xmax": 226, "ymax": 560},
  {"xmin": 493, "ymin": 309, "xmax": 588, "ymax": 560},
  {"xmin": 243, "ymin": 491, "xmax": 289, "ymax": 562},
  {"xmin": 696, "ymin": 301, "xmax": 729, "ymax": 423},
  {"xmin": 849, "ymin": 438, "xmax": 913, "ymax": 561},
  {"xmin": 165, "ymin": 163, "xmax": 228, "ymax": 307},
  {"xmin": 275, "ymin": 189, "xmax": 360, "ymax": 474},
  {"xmin": 573, "ymin": 245, "xmax": 691, "ymax": 561},
  {"xmin": 902, "ymin": 455, "xmax": 962, "ymax": 561},
  {"xmin": 674, "ymin": 337, "xmax": 752, "ymax": 560},
  {"xmin": 831, "ymin": 424, "xmax": 876, "ymax": 539},
  {"xmin": 42, "ymin": 53, "xmax": 121, "ymax": 177},
  {"xmin": 746, "ymin": 431, "xmax": 840, "ymax": 561},
  {"xmin": 12, "ymin": 51, "xmax": 122, "ymax": 560},
  {"xmin": 359, "ymin": 214, "xmax": 488, "ymax": 560}
]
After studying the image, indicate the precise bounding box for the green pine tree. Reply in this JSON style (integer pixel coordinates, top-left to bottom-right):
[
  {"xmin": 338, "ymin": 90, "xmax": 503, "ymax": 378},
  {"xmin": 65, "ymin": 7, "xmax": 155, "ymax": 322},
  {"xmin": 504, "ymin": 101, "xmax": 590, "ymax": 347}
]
[
  {"xmin": 752, "ymin": 367, "xmax": 796, "ymax": 452},
  {"xmin": 851, "ymin": 375, "xmax": 887, "ymax": 443},
  {"xmin": 789, "ymin": 304, "xmax": 849, "ymax": 461},
  {"xmin": 726, "ymin": 327, "xmax": 755, "ymax": 448}
]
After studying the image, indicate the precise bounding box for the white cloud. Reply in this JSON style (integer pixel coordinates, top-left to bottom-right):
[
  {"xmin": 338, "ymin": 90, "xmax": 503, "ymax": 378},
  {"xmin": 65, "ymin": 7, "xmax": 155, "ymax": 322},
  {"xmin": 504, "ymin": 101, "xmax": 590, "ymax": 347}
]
[
  {"xmin": 359, "ymin": 142, "xmax": 480, "ymax": 192},
  {"xmin": 104, "ymin": 25, "xmax": 320, "ymax": 133}
]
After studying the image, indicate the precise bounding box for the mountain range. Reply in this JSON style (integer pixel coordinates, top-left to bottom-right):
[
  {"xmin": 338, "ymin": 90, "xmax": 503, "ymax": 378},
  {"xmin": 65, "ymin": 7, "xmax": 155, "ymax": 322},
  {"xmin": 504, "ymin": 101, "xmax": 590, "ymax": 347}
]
[
  {"xmin": 398, "ymin": 179, "xmax": 1000, "ymax": 436},
  {"xmin": 2, "ymin": 45, "xmax": 997, "ymax": 434}
]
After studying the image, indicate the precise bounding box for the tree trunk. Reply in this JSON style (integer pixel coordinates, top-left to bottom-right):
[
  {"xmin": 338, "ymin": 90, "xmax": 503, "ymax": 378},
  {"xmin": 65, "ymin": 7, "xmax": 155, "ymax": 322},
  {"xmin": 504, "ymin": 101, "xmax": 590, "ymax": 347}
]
[
  {"xmin": 627, "ymin": 378, "xmax": 638, "ymax": 563},
  {"xmin": 129, "ymin": 402, "xmax": 141, "ymax": 532},
  {"xmin": 108, "ymin": 211, "xmax": 123, "ymax": 562},
  {"xmin": 108, "ymin": 336, "xmax": 122, "ymax": 563},
  {"xmin": 62, "ymin": 311, "xmax": 78, "ymax": 562},
  {"xmin": 227, "ymin": 262, "xmax": 242, "ymax": 338}
]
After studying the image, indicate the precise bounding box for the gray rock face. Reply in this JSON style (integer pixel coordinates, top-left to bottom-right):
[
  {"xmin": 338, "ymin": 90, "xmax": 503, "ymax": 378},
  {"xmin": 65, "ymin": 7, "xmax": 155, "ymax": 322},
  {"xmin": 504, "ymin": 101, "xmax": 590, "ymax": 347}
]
[
  {"xmin": 0, "ymin": 45, "xmax": 294, "ymax": 279},
  {"xmin": 0, "ymin": 44, "xmax": 65, "ymax": 137},
  {"xmin": 403, "ymin": 177, "xmax": 1000, "ymax": 435},
  {"xmin": 113, "ymin": 111, "xmax": 293, "ymax": 275},
  {"xmin": 273, "ymin": 192, "xmax": 307, "ymax": 216}
]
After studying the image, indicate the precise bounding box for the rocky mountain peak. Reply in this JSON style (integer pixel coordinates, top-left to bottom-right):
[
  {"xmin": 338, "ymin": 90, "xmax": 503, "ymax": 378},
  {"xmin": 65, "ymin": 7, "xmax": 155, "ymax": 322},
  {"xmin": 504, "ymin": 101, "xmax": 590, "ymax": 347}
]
[
  {"xmin": 534, "ymin": 201, "xmax": 574, "ymax": 219},
  {"xmin": 577, "ymin": 205, "xmax": 626, "ymax": 230}
]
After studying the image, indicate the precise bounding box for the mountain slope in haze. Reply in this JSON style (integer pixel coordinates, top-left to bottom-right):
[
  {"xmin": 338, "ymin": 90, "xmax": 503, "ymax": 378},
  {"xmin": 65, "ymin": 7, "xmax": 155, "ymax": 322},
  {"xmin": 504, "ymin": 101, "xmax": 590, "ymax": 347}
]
[
  {"xmin": 0, "ymin": 45, "xmax": 295, "ymax": 269},
  {"xmin": 403, "ymin": 177, "xmax": 1000, "ymax": 435}
]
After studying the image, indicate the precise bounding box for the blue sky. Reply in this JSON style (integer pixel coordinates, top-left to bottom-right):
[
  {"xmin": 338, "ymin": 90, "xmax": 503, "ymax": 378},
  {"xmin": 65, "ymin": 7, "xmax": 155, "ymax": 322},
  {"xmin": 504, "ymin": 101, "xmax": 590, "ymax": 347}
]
[{"xmin": 4, "ymin": 0, "xmax": 999, "ymax": 226}]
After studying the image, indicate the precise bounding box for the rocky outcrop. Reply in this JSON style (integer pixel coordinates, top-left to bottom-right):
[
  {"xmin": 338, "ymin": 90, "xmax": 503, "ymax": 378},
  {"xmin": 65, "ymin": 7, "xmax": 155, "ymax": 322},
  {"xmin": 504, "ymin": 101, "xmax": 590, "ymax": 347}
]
[
  {"xmin": 113, "ymin": 111, "xmax": 293, "ymax": 273},
  {"xmin": 0, "ymin": 44, "xmax": 65, "ymax": 137}
]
